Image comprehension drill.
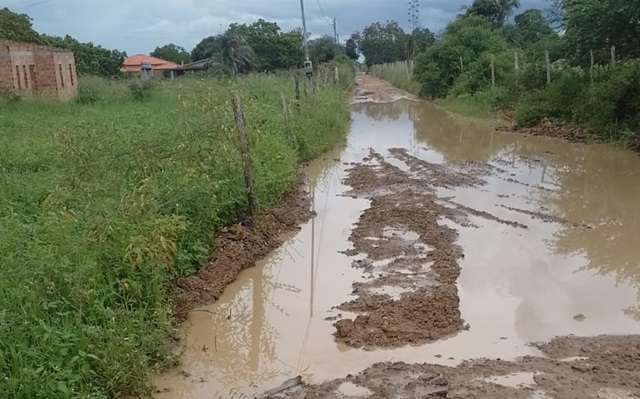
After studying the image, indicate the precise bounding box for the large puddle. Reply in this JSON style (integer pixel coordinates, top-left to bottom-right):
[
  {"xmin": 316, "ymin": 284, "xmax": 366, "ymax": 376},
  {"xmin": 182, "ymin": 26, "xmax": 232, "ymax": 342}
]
[{"xmin": 153, "ymin": 97, "xmax": 640, "ymax": 398}]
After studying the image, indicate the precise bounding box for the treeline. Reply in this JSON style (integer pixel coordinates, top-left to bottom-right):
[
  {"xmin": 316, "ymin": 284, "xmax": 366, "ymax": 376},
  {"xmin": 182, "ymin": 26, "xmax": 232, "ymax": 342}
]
[
  {"xmin": 361, "ymin": 0, "xmax": 640, "ymax": 150},
  {"xmin": 0, "ymin": 8, "xmax": 125, "ymax": 77},
  {"xmin": 184, "ymin": 19, "xmax": 349, "ymax": 73},
  {"xmin": 345, "ymin": 21, "xmax": 435, "ymax": 67},
  {"xmin": 2, "ymin": 7, "xmax": 351, "ymax": 78}
]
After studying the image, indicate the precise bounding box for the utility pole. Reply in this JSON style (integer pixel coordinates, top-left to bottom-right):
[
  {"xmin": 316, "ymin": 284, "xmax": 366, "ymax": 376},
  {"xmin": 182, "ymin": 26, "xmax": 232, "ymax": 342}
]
[
  {"xmin": 333, "ymin": 18, "xmax": 337, "ymax": 44},
  {"xmin": 300, "ymin": 0, "xmax": 310, "ymax": 63},
  {"xmin": 299, "ymin": 0, "xmax": 313, "ymax": 78}
]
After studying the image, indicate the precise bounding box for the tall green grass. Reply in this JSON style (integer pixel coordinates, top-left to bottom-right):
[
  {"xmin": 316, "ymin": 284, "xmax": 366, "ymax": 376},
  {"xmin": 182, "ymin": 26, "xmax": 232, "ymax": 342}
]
[
  {"xmin": 369, "ymin": 62, "xmax": 422, "ymax": 94},
  {"xmin": 0, "ymin": 65, "xmax": 354, "ymax": 398},
  {"xmin": 369, "ymin": 62, "xmax": 496, "ymax": 118}
]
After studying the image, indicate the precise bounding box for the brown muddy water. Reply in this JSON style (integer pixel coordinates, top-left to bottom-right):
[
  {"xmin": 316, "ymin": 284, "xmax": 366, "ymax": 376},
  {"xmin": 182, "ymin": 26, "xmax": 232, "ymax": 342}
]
[{"xmin": 153, "ymin": 91, "xmax": 640, "ymax": 398}]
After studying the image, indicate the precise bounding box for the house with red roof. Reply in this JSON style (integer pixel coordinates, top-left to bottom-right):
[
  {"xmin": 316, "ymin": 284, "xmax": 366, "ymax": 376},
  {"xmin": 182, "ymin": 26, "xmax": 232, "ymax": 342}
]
[{"xmin": 121, "ymin": 54, "xmax": 178, "ymax": 78}]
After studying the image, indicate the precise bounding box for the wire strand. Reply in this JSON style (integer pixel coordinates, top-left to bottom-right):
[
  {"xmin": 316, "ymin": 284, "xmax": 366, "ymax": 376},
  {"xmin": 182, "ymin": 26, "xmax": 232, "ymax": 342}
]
[
  {"xmin": 315, "ymin": 0, "xmax": 334, "ymax": 27},
  {"xmin": 16, "ymin": 0, "xmax": 53, "ymax": 11}
]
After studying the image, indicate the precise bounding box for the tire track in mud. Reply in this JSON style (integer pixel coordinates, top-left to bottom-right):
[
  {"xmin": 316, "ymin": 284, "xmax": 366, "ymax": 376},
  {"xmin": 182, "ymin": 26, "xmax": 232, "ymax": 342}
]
[
  {"xmin": 277, "ymin": 335, "xmax": 640, "ymax": 399},
  {"xmin": 332, "ymin": 148, "xmax": 528, "ymax": 349}
]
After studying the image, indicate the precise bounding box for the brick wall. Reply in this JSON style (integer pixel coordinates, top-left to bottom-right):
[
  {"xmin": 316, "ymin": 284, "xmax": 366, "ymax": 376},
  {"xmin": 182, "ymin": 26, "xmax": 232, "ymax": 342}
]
[{"xmin": 0, "ymin": 40, "xmax": 78, "ymax": 101}]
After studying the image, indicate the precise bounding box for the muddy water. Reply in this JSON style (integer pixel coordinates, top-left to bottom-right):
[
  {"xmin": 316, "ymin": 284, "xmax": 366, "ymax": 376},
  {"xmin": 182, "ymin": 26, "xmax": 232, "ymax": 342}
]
[{"xmin": 153, "ymin": 97, "xmax": 640, "ymax": 398}]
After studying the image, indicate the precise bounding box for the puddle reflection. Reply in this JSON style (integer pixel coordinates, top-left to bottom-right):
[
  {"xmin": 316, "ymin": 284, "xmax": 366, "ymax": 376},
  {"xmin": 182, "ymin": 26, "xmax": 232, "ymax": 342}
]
[{"xmin": 153, "ymin": 99, "xmax": 640, "ymax": 399}]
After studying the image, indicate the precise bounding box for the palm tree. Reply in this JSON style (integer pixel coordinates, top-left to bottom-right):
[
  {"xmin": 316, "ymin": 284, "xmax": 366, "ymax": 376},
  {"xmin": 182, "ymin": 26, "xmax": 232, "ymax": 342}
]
[
  {"xmin": 219, "ymin": 34, "xmax": 257, "ymax": 74},
  {"xmin": 499, "ymin": 0, "xmax": 520, "ymax": 17}
]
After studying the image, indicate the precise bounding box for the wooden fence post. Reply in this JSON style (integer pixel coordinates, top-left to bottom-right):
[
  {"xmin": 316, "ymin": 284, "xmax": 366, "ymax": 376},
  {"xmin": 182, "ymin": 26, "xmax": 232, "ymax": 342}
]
[
  {"xmin": 280, "ymin": 92, "xmax": 297, "ymax": 151},
  {"xmin": 590, "ymin": 49, "xmax": 595, "ymax": 86},
  {"xmin": 490, "ymin": 54, "xmax": 495, "ymax": 88},
  {"xmin": 294, "ymin": 74, "xmax": 301, "ymax": 115},
  {"xmin": 230, "ymin": 91, "xmax": 257, "ymax": 218},
  {"xmin": 514, "ymin": 51, "xmax": 519, "ymax": 87},
  {"xmin": 333, "ymin": 66, "xmax": 339, "ymax": 84},
  {"xmin": 545, "ymin": 50, "xmax": 551, "ymax": 85}
]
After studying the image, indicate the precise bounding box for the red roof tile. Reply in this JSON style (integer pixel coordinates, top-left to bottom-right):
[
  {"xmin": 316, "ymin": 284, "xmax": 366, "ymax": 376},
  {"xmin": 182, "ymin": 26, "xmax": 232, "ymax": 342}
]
[{"xmin": 121, "ymin": 54, "xmax": 178, "ymax": 71}]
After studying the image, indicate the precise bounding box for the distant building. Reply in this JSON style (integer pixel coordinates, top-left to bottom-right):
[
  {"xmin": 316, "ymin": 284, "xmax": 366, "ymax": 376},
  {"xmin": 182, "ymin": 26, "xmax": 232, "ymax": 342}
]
[
  {"xmin": 171, "ymin": 57, "xmax": 221, "ymax": 76},
  {"xmin": 121, "ymin": 54, "xmax": 178, "ymax": 78},
  {"xmin": 0, "ymin": 40, "xmax": 77, "ymax": 101}
]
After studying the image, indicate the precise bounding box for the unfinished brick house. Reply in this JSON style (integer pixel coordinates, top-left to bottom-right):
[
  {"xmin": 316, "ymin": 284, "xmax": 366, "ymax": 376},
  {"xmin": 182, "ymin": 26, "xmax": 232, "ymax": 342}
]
[{"xmin": 0, "ymin": 40, "xmax": 77, "ymax": 101}]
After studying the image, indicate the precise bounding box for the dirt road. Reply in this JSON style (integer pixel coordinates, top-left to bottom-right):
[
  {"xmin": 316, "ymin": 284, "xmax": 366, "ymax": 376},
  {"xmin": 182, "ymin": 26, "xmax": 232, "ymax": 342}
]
[{"xmin": 153, "ymin": 74, "xmax": 640, "ymax": 399}]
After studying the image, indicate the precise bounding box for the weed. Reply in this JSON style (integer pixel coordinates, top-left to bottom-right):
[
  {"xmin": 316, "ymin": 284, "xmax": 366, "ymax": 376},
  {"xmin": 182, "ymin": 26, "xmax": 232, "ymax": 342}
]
[
  {"xmin": 0, "ymin": 64, "xmax": 354, "ymax": 399},
  {"xmin": 128, "ymin": 80, "xmax": 156, "ymax": 102},
  {"xmin": 369, "ymin": 62, "xmax": 422, "ymax": 94}
]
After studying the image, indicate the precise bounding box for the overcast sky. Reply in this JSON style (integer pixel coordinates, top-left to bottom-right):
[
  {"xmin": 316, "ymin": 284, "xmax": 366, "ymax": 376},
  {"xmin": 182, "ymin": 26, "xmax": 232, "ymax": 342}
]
[{"xmin": 6, "ymin": 0, "xmax": 547, "ymax": 55}]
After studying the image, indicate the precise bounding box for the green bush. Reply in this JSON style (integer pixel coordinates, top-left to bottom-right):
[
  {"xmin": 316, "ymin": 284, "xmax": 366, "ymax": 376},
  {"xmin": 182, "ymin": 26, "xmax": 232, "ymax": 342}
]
[
  {"xmin": 0, "ymin": 89, "xmax": 21, "ymax": 103},
  {"xmin": 576, "ymin": 61, "xmax": 640, "ymax": 136},
  {"xmin": 414, "ymin": 15, "xmax": 511, "ymax": 99},
  {"xmin": 128, "ymin": 79, "xmax": 156, "ymax": 102},
  {"xmin": 0, "ymin": 74, "xmax": 350, "ymax": 399},
  {"xmin": 514, "ymin": 90, "xmax": 552, "ymax": 126}
]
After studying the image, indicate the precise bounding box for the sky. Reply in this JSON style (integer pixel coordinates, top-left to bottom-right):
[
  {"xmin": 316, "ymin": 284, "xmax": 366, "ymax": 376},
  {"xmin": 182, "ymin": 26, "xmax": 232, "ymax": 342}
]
[{"xmin": 5, "ymin": 0, "xmax": 547, "ymax": 55}]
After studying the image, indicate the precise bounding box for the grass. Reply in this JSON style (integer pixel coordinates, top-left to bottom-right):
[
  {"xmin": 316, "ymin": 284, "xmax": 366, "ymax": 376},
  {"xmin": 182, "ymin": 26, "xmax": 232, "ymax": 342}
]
[
  {"xmin": 0, "ymin": 64, "xmax": 354, "ymax": 399},
  {"xmin": 368, "ymin": 62, "xmax": 496, "ymax": 119},
  {"xmin": 368, "ymin": 62, "xmax": 422, "ymax": 95},
  {"xmin": 435, "ymin": 92, "xmax": 497, "ymax": 119}
]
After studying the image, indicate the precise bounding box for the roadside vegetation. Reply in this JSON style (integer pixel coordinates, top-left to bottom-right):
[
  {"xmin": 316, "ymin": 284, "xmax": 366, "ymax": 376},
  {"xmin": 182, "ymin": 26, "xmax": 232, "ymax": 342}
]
[
  {"xmin": 1, "ymin": 6, "xmax": 356, "ymax": 399},
  {"xmin": 0, "ymin": 65, "xmax": 354, "ymax": 398},
  {"xmin": 356, "ymin": 0, "xmax": 640, "ymax": 150}
]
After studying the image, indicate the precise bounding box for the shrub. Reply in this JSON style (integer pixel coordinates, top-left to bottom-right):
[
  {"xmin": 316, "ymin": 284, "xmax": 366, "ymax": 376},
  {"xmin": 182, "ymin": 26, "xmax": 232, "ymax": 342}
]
[
  {"xmin": 0, "ymin": 89, "xmax": 21, "ymax": 103},
  {"xmin": 128, "ymin": 79, "xmax": 156, "ymax": 102}
]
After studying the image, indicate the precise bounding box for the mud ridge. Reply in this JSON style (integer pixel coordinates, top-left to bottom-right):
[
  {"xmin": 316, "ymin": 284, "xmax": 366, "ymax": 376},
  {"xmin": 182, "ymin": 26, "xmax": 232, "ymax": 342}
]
[
  {"xmin": 170, "ymin": 171, "xmax": 313, "ymax": 322},
  {"xmin": 277, "ymin": 334, "xmax": 640, "ymax": 399},
  {"xmin": 333, "ymin": 149, "xmax": 530, "ymax": 349},
  {"xmin": 497, "ymin": 114, "xmax": 603, "ymax": 145}
]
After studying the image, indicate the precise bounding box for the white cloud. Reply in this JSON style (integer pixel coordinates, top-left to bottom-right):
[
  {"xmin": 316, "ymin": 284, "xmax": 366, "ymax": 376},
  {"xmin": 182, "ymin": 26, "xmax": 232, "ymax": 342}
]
[{"xmin": 6, "ymin": 0, "xmax": 546, "ymax": 54}]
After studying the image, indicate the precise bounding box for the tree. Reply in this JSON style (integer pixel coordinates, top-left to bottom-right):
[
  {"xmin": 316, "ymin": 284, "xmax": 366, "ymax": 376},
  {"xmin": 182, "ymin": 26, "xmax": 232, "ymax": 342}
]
[
  {"xmin": 150, "ymin": 43, "xmax": 191, "ymax": 65},
  {"xmin": 0, "ymin": 7, "xmax": 41, "ymax": 43},
  {"xmin": 219, "ymin": 33, "xmax": 257, "ymax": 74},
  {"xmin": 499, "ymin": 0, "xmax": 521, "ymax": 19},
  {"xmin": 358, "ymin": 21, "xmax": 409, "ymax": 67},
  {"xmin": 504, "ymin": 9, "xmax": 556, "ymax": 47},
  {"xmin": 409, "ymin": 27, "xmax": 436, "ymax": 56},
  {"xmin": 1, "ymin": 8, "xmax": 125, "ymax": 77},
  {"xmin": 345, "ymin": 37, "xmax": 359, "ymax": 60},
  {"xmin": 192, "ymin": 19, "xmax": 304, "ymax": 72},
  {"xmin": 226, "ymin": 19, "xmax": 303, "ymax": 71},
  {"xmin": 553, "ymin": 0, "xmax": 640, "ymax": 62},
  {"xmin": 191, "ymin": 35, "xmax": 224, "ymax": 62},
  {"xmin": 466, "ymin": 0, "xmax": 507, "ymax": 26},
  {"xmin": 465, "ymin": 0, "xmax": 520, "ymax": 26},
  {"xmin": 308, "ymin": 36, "xmax": 345, "ymax": 65},
  {"xmin": 414, "ymin": 15, "xmax": 511, "ymax": 97},
  {"xmin": 42, "ymin": 34, "xmax": 126, "ymax": 77}
]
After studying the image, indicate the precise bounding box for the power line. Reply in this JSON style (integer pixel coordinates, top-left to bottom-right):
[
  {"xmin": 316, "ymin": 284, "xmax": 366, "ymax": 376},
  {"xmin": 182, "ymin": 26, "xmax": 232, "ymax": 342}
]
[
  {"xmin": 15, "ymin": 0, "xmax": 53, "ymax": 11},
  {"xmin": 315, "ymin": 0, "xmax": 334, "ymax": 27}
]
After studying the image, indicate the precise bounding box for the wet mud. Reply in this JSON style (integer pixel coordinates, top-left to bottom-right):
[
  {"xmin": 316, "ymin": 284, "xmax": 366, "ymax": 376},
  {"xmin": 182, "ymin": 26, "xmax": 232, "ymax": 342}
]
[
  {"xmin": 153, "ymin": 74, "xmax": 640, "ymax": 399},
  {"xmin": 334, "ymin": 148, "xmax": 527, "ymax": 348},
  {"xmin": 278, "ymin": 335, "xmax": 640, "ymax": 399},
  {"xmin": 498, "ymin": 112, "xmax": 604, "ymax": 145}
]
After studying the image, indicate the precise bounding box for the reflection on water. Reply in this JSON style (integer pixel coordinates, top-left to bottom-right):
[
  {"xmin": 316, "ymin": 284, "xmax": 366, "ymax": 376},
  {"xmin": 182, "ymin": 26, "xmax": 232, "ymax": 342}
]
[{"xmin": 154, "ymin": 99, "xmax": 640, "ymax": 399}]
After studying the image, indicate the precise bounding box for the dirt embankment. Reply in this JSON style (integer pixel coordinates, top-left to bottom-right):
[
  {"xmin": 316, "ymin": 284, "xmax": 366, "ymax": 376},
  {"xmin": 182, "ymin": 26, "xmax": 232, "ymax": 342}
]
[
  {"xmin": 170, "ymin": 172, "xmax": 314, "ymax": 322},
  {"xmin": 497, "ymin": 111, "xmax": 604, "ymax": 145}
]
